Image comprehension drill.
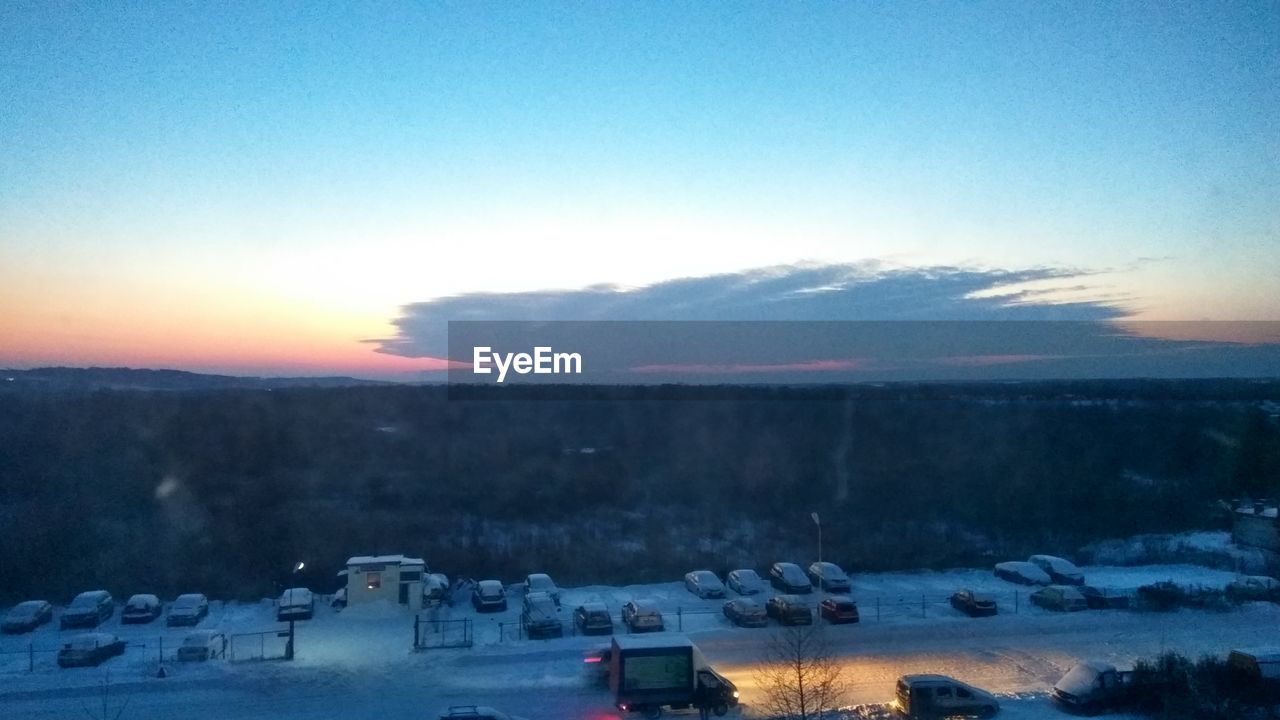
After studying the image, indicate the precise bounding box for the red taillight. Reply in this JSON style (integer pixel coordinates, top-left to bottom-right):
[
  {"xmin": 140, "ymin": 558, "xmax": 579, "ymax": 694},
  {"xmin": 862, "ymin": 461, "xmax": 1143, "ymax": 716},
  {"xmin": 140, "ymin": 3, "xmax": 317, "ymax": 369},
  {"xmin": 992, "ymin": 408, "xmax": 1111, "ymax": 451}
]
[{"xmin": 584, "ymin": 656, "xmax": 601, "ymax": 663}]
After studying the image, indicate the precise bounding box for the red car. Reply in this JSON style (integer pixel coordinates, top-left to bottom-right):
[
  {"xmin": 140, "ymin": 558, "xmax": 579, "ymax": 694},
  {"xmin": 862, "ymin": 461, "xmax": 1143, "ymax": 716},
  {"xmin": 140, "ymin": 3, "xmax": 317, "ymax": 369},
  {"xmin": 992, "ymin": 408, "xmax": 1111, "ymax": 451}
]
[{"xmin": 818, "ymin": 596, "xmax": 859, "ymax": 624}]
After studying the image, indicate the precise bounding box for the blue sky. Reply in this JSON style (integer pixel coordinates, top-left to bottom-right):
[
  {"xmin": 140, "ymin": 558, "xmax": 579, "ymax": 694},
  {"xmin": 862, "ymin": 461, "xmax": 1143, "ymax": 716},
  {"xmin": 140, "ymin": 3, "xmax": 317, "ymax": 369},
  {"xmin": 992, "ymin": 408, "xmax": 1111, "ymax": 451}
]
[{"xmin": 1, "ymin": 1, "xmax": 1277, "ymax": 375}]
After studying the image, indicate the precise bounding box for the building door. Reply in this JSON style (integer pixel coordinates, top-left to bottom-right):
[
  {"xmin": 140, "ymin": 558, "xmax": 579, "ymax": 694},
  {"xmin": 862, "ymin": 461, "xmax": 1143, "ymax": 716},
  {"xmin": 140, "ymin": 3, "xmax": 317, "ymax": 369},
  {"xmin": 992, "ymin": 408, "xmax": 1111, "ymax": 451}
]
[{"xmin": 399, "ymin": 582, "xmax": 409, "ymax": 604}]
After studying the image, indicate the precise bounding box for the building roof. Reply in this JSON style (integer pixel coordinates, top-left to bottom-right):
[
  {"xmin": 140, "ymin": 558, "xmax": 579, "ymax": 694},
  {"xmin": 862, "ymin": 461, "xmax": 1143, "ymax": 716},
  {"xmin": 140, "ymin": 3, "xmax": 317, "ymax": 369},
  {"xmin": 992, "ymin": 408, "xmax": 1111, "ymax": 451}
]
[
  {"xmin": 346, "ymin": 554, "xmax": 426, "ymax": 567},
  {"xmin": 1236, "ymin": 505, "xmax": 1278, "ymax": 518}
]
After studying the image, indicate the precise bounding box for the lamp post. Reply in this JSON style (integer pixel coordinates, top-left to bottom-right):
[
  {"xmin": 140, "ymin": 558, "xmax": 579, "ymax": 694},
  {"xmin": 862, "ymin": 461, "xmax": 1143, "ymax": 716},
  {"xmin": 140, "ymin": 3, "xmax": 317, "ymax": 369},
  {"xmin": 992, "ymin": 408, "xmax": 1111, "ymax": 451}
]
[
  {"xmin": 811, "ymin": 512, "xmax": 822, "ymax": 594},
  {"xmin": 285, "ymin": 561, "xmax": 305, "ymax": 661}
]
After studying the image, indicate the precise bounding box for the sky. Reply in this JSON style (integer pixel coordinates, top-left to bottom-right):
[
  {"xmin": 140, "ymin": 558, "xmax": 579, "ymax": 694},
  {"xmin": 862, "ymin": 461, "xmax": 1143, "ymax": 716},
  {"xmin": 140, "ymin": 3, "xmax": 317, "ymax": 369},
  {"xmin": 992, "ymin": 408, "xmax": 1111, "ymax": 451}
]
[{"xmin": 1, "ymin": 2, "xmax": 1277, "ymax": 378}]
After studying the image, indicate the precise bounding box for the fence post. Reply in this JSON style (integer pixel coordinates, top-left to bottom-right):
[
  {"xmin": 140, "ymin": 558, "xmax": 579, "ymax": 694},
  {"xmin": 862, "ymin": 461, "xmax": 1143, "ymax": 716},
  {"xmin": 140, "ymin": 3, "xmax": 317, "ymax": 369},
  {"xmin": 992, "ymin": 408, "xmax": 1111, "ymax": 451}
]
[
  {"xmin": 922, "ymin": 595, "xmax": 927, "ymax": 618},
  {"xmin": 29, "ymin": 641, "xmax": 34, "ymax": 672},
  {"xmin": 1014, "ymin": 591, "xmax": 1019, "ymax": 614},
  {"xmin": 414, "ymin": 615, "xmax": 420, "ymax": 648},
  {"xmin": 159, "ymin": 636, "xmax": 163, "ymax": 663},
  {"xmin": 678, "ymin": 607, "xmax": 683, "ymax": 631},
  {"xmin": 876, "ymin": 597, "xmax": 880, "ymax": 622}
]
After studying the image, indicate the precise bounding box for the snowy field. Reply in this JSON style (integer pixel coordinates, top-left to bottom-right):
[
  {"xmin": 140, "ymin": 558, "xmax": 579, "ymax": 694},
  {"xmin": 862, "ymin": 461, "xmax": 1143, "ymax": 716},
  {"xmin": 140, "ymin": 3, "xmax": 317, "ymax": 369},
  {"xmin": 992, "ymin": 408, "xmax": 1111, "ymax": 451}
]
[{"xmin": 1, "ymin": 561, "xmax": 1274, "ymax": 720}]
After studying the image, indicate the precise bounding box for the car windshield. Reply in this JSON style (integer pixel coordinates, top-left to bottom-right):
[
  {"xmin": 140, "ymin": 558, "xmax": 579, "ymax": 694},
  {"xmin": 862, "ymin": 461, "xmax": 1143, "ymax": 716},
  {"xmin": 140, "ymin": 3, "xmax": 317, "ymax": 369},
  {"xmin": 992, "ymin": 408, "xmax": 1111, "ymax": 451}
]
[
  {"xmin": 10, "ymin": 602, "xmax": 42, "ymax": 617},
  {"xmin": 173, "ymin": 597, "xmax": 201, "ymax": 609},
  {"xmin": 69, "ymin": 595, "xmax": 100, "ymax": 608}
]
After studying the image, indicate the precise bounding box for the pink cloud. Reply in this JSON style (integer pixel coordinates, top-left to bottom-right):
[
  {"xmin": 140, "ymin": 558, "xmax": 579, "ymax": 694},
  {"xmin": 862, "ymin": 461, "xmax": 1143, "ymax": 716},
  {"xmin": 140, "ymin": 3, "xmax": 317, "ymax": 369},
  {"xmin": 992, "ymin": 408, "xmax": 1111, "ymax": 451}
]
[{"xmin": 933, "ymin": 354, "xmax": 1058, "ymax": 367}]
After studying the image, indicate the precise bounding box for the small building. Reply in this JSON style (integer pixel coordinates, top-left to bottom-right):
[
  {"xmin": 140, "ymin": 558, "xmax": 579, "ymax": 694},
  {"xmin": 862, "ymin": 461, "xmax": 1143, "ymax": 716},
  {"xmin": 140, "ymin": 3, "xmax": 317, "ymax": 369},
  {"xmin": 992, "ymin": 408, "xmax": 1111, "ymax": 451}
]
[
  {"xmin": 344, "ymin": 555, "xmax": 427, "ymax": 611},
  {"xmin": 1233, "ymin": 502, "xmax": 1280, "ymax": 552}
]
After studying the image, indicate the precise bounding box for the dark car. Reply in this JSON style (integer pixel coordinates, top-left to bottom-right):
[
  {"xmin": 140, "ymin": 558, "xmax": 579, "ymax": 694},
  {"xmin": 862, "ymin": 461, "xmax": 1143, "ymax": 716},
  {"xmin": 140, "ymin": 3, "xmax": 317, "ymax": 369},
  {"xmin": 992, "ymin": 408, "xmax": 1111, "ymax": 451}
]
[
  {"xmin": 770, "ymin": 562, "xmax": 813, "ymax": 594},
  {"xmin": 808, "ymin": 562, "xmax": 852, "ymax": 593},
  {"xmin": 121, "ymin": 594, "xmax": 162, "ymax": 624},
  {"xmin": 2, "ymin": 600, "xmax": 53, "ymax": 634},
  {"xmin": 950, "ymin": 589, "xmax": 998, "ymax": 617},
  {"xmin": 573, "ymin": 602, "xmax": 613, "ymax": 635},
  {"xmin": 60, "ymin": 591, "xmax": 114, "ymax": 630},
  {"xmin": 818, "ymin": 596, "xmax": 859, "ymax": 624},
  {"xmin": 472, "ymin": 580, "xmax": 508, "ymax": 612},
  {"xmin": 765, "ymin": 595, "xmax": 813, "ymax": 625},
  {"xmin": 57, "ymin": 632, "xmax": 126, "ymax": 668},
  {"xmin": 722, "ymin": 597, "xmax": 768, "ymax": 627},
  {"xmin": 1080, "ymin": 586, "xmax": 1131, "ymax": 609},
  {"xmin": 167, "ymin": 593, "xmax": 209, "ymax": 626},
  {"xmin": 521, "ymin": 591, "xmax": 562, "ymax": 638}
]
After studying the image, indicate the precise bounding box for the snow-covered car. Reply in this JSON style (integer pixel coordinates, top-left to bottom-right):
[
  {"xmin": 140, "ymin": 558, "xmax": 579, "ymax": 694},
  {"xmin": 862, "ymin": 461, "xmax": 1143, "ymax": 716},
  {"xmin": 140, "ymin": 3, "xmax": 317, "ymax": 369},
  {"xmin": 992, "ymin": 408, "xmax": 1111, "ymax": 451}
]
[
  {"xmin": 896, "ymin": 674, "xmax": 999, "ymax": 719},
  {"xmin": 819, "ymin": 596, "xmax": 859, "ymax": 624},
  {"xmin": 766, "ymin": 595, "xmax": 813, "ymax": 625},
  {"xmin": 621, "ymin": 599, "xmax": 664, "ymax": 632},
  {"xmin": 722, "ymin": 597, "xmax": 767, "ymax": 627},
  {"xmin": 121, "ymin": 594, "xmax": 162, "ymax": 624},
  {"xmin": 770, "ymin": 562, "xmax": 813, "ymax": 593},
  {"xmin": 727, "ymin": 569, "xmax": 765, "ymax": 595},
  {"xmin": 808, "ymin": 561, "xmax": 852, "ymax": 592},
  {"xmin": 1226, "ymin": 575, "xmax": 1280, "ymax": 602},
  {"xmin": 177, "ymin": 630, "xmax": 226, "ymax": 661},
  {"xmin": 1080, "ymin": 586, "xmax": 1130, "ymax": 609},
  {"xmin": 522, "ymin": 573, "xmax": 561, "ymax": 606},
  {"xmin": 684, "ymin": 570, "xmax": 726, "ymax": 599},
  {"xmin": 472, "ymin": 580, "xmax": 508, "ymax": 612},
  {"xmin": 423, "ymin": 573, "xmax": 450, "ymax": 606},
  {"xmin": 277, "ymin": 587, "xmax": 315, "ymax": 621},
  {"xmin": 438, "ymin": 706, "xmax": 529, "ymax": 720},
  {"xmin": 1031, "ymin": 585, "xmax": 1089, "ymax": 612},
  {"xmin": 950, "ymin": 589, "xmax": 998, "ymax": 617},
  {"xmin": 167, "ymin": 593, "xmax": 209, "ymax": 626},
  {"xmin": 331, "ymin": 587, "xmax": 348, "ymax": 609},
  {"xmin": 994, "ymin": 561, "xmax": 1051, "ymax": 586},
  {"xmin": 60, "ymin": 590, "xmax": 114, "ymax": 629},
  {"xmin": 2, "ymin": 600, "xmax": 53, "ymax": 634},
  {"xmin": 1028, "ymin": 555, "xmax": 1085, "ymax": 585},
  {"xmin": 521, "ymin": 591, "xmax": 562, "ymax": 639},
  {"xmin": 574, "ymin": 602, "xmax": 613, "ymax": 635},
  {"xmin": 57, "ymin": 632, "xmax": 126, "ymax": 668}
]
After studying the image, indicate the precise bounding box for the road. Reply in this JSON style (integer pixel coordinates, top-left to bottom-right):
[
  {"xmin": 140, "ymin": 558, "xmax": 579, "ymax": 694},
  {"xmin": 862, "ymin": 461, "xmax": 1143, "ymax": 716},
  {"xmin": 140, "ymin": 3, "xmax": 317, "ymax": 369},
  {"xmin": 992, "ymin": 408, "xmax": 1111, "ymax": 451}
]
[{"xmin": 5, "ymin": 603, "xmax": 1277, "ymax": 719}]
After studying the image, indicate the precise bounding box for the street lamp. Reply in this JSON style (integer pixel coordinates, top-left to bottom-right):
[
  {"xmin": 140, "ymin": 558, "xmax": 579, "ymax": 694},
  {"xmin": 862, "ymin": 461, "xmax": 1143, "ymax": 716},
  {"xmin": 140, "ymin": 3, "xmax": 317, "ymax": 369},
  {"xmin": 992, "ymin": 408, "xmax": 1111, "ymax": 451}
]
[
  {"xmin": 811, "ymin": 512, "xmax": 822, "ymax": 594},
  {"xmin": 285, "ymin": 560, "xmax": 304, "ymax": 661}
]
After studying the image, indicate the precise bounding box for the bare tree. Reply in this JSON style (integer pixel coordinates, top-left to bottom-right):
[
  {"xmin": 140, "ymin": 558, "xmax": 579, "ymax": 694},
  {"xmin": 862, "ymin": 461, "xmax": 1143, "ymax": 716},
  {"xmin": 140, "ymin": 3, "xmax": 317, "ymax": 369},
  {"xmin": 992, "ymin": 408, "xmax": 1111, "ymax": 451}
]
[{"xmin": 756, "ymin": 623, "xmax": 848, "ymax": 720}]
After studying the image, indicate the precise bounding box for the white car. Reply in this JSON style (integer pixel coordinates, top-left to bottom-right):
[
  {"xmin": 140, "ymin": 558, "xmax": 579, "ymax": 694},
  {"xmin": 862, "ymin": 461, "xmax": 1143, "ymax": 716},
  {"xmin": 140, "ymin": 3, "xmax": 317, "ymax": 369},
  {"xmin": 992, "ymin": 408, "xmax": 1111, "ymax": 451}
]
[
  {"xmin": 684, "ymin": 570, "xmax": 726, "ymax": 599},
  {"xmin": 727, "ymin": 569, "xmax": 766, "ymax": 595},
  {"xmin": 522, "ymin": 573, "xmax": 561, "ymax": 606},
  {"xmin": 167, "ymin": 593, "xmax": 209, "ymax": 626},
  {"xmin": 995, "ymin": 561, "xmax": 1052, "ymax": 585},
  {"xmin": 621, "ymin": 599, "xmax": 664, "ymax": 632},
  {"xmin": 1028, "ymin": 555, "xmax": 1085, "ymax": 585},
  {"xmin": 277, "ymin": 588, "xmax": 315, "ymax": 621},
  {"xmin": 177, "ymin": 630, "xmax": 226, "ymax": 661}
]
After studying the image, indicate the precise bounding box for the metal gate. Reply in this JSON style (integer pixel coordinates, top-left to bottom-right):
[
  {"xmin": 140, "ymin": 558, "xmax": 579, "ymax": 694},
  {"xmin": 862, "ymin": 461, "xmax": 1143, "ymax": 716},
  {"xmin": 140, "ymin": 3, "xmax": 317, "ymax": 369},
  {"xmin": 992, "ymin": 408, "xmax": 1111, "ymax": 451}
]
[
  {"xmin": 228, "ymin": 630, "xmax": 289, "ymax": 662},
  {"xmin": 414, "ymin": 616, "xmax": 472, "ymax": 649}
]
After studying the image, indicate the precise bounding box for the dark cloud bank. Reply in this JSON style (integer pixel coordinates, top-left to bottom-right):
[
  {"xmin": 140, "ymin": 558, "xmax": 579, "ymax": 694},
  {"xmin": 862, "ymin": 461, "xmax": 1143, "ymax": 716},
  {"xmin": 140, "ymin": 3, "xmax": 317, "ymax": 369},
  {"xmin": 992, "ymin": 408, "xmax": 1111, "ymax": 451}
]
[{"xmin": 372, "ymin": 263, "xmax": 1279, "ymax": 383}]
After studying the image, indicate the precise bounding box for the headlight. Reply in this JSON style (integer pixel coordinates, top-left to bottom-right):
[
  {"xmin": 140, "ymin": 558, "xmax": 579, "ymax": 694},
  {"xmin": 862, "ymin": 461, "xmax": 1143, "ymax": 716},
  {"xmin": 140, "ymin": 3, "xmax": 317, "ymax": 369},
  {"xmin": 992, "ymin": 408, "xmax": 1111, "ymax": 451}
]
[{"xmin": 733, "ymin": 691, "xmax": 740, "ymax": 699}]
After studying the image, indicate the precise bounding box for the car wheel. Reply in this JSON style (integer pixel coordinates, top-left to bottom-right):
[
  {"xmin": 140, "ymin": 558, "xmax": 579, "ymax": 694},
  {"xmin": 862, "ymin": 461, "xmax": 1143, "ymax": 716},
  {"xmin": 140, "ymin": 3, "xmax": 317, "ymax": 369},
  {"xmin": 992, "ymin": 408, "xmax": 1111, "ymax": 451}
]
[
  {"xmin": 979, "ymin": 706, "xmax": 997, "ymax": 718},
  {"xmin": 643, "ymin": 707, "xmax": 662, "ymax": 719},
  {"xmin": 713, "ymin": 703, "xmax": 729, "ymax": 716}
]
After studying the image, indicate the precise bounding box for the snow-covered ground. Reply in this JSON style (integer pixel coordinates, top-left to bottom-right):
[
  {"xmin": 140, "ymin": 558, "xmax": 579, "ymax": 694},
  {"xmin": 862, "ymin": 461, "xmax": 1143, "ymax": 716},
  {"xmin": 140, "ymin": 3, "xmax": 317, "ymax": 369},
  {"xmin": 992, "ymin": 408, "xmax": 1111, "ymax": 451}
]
[{"xmin": 1, "ymin": 562, "xmax": 1274, "ymax": 719}]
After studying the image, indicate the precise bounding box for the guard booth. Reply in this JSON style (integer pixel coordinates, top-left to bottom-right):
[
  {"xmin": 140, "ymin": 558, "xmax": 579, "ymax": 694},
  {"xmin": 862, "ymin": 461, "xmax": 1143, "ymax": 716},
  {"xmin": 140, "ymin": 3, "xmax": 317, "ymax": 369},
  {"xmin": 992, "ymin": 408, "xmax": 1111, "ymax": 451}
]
[{"xmin": 345, "ymin": 555, "xmax": 426, "ymax": 611}]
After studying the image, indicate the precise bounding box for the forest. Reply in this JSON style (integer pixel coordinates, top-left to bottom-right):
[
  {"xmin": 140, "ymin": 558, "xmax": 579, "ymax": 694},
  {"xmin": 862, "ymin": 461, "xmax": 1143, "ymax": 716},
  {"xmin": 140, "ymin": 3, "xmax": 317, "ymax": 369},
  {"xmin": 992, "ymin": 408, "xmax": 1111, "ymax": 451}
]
[{"xmin": 0, "ymin": 378, "xmax": 1277, "ymax": 602}]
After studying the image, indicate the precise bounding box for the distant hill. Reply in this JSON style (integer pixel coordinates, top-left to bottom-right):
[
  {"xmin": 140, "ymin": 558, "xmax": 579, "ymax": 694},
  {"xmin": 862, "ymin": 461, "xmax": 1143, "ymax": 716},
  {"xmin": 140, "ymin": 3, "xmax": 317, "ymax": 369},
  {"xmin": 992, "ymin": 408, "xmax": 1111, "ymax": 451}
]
[{"xmin": 0, "ymin": 366, "xmax": 392, "ymax": 392}]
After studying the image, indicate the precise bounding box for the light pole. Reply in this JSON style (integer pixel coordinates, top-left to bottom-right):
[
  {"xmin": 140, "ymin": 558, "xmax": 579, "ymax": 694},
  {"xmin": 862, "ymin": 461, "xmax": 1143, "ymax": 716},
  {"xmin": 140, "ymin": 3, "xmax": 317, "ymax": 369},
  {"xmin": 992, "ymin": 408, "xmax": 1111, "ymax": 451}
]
[
  {"xmin": 811, "ymin": 512, "xmax": 822, "ymax": 594},
  {"xmin": 285, "ymin": 561, "xmax": 305, "ymax": 661}
]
